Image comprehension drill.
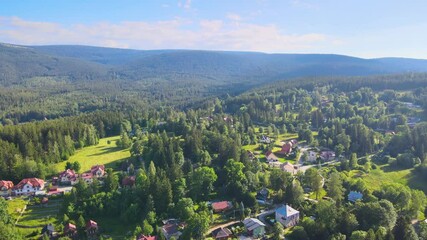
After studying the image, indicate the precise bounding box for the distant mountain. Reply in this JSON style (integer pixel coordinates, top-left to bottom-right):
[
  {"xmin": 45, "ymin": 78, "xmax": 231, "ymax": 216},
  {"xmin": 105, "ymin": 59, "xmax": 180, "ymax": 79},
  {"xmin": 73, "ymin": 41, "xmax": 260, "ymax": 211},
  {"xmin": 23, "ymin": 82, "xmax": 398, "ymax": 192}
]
[
  {"xmin": 0, "ymin": 43, "xmax": 109, "ymax": 84},
  {"xmin": 1, "ymin": 43, "xmax": 427, "ymax": 86}
]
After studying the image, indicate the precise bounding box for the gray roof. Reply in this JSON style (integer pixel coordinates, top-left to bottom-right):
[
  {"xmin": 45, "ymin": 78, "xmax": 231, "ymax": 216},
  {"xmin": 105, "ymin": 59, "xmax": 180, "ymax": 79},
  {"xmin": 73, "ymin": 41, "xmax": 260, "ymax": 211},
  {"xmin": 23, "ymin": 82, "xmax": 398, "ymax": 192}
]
[{"xmin": 243, "ymin": 218, "xmax": 265, "ymax": 231}]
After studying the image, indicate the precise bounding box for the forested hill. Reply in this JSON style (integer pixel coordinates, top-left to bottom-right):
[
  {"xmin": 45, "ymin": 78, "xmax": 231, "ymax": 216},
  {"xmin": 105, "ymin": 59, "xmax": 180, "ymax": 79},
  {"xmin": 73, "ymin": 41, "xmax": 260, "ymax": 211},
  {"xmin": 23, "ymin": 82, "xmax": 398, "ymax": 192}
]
[
  {"xmin": 0, "ymin": 43, "xmax": 110, "ymax": 85},
  {"xmin": 0, "ymin": 43, "xmax": 426, "ymax": 85}
]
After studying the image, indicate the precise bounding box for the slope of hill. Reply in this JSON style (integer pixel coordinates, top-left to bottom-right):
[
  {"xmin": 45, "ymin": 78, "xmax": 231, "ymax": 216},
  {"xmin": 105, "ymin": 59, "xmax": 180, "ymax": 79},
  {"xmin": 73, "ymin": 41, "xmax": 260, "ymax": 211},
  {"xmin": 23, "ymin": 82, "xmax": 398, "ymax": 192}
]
[
  {"xmin": 0, "ymin": 43, "xmax": 423, "ymax": 87},
  {"xmin": 31, "ymin": 44, "xmax": 427, "ymax": 82},
  {"xmin": 0, "ymin": 43, "xmax": 110, "ymax": 85}
]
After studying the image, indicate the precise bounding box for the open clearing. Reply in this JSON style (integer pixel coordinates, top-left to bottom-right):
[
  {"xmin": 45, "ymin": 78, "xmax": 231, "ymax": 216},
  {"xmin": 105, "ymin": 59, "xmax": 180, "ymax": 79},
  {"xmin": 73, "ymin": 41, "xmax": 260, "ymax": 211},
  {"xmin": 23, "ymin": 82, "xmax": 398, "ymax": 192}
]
[{"xmin": 55, "ymin": 136, "xmax": 131, "ymax": 172}]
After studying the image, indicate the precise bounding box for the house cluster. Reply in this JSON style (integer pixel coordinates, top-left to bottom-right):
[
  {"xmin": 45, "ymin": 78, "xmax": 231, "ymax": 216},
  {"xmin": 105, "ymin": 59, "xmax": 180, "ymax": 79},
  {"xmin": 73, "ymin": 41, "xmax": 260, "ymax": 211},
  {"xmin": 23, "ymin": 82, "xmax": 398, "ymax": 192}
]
[
  {"xmin": 61, "ymin": 219, "xmax": 99, "ymax": 239},
  {"xmin": 0, "ymin": 178, "xmax": 45, "ymax": 197},
  {"xmin": 1, "ymin": 164, "xmax": 107, "ymax": 198},
  {"xmin": 302, "ymin": 148, "xmax": 336, "ymax": 163},
  {"xmin": 210, "ymin": 204, "xmax": 300, "ymax": 240},
  {"xmin": 56, "ymin": 165, "xmax": 106, "ymax": 186}
]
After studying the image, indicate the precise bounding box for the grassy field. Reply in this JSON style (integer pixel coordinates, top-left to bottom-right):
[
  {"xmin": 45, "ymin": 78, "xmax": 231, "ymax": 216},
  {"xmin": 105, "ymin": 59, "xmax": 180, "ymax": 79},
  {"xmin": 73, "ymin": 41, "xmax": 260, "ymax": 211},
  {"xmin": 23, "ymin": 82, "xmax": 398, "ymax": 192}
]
[
  {"xmin": 349, "ymin": 164, "xmax": 427, "ymax": 194},
  {"xmin": 7, "ymin": 197, "xmax": 61, "ymax": 238},
  {"xmin": 7, "ymin": 197, "xmax": 27, "ymax": 220},
  {"xmin": 55, "ymin": 136, "xmax": 131, "ymax": 172}
]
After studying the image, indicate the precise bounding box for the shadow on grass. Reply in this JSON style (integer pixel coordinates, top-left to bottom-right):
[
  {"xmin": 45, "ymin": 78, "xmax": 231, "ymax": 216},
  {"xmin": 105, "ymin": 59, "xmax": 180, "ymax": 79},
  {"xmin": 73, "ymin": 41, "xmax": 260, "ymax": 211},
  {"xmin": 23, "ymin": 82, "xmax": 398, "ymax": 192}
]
[
  {"xmin": 380, "ymin": 163, "xmax": 409, "ymax": 173},
  {"xmin": 406, "ymin": 169, "xmax": 427, "ymax": 194},
  {"xmin": 86, "ymin": 146, "xmax": 124, "ymax": 157},
  {"xmin": 104, "ymin": 157, "xmax": 133, "ymax": 171}
]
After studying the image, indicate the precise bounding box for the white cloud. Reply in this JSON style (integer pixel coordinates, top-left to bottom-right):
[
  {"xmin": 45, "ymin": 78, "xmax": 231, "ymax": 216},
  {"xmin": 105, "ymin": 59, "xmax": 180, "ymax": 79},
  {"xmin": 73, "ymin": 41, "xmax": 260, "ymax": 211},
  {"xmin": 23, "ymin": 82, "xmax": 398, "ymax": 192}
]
[
  {"xmin": 0, "ymin": 16, "xmax": 335, "ymax": 53},
  {"xmin": 226, "ymin": 13, "xmax": 242, "ymax": 22},
  {"xmin": 178, "ymin": 0, "xmax": 192, "ymax": 9}
]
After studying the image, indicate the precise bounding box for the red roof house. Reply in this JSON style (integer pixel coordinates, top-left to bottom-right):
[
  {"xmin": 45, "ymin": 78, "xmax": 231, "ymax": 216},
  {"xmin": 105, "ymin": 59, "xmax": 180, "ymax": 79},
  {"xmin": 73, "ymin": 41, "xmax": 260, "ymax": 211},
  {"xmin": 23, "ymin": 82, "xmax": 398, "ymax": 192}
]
[
  {"xmin": 0, "ymin": 180, "xmax": 14, "ymax": 196},
  {"xmin": 280, "ymin": 142, "xmax": 293, "ymax": 155},
  {"xmin": 212, "ymin": 201, "xmax": 232, "ymax": 213},
  {"xmin": 138, "ymin": 235, "xmax": 157, "ymax": 240},
  {"xmin": 59, "ymin": 169, "xmax": 78, "ymax": 185},
  {"xmin": 12, "ymin": 178, "xmax": 45, "ymax": 196},
  {"xmin": 64, "ymin": 223, "xmax": 77, "ymax": 237},
  {"xmin": 122, "ymin": 176, "xmax": 136, "ymax": 187},
  {"xmin": 90, "ymin": 165, "xmax": 105, "ymax": 177},
  {"xmin": 86, "ymin": 220, "xmax": 99, "ymax": 235}
]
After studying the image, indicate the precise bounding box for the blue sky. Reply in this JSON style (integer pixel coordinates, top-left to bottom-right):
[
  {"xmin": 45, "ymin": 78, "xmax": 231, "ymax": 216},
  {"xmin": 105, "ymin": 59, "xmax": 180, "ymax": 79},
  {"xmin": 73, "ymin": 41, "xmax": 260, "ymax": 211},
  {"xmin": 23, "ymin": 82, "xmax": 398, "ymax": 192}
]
[{"xmin": 1, "ymin": 0, "xmax": 427, "ymax": 58}]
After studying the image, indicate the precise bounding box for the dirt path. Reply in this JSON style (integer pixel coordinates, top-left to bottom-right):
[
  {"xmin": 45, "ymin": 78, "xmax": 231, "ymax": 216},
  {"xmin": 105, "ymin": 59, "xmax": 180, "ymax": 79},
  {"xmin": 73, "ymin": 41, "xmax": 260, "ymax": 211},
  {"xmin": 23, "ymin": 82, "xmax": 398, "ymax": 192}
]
[{"xmin": 207, "ymin": 220, "xmax": 240, "ymax": 234}]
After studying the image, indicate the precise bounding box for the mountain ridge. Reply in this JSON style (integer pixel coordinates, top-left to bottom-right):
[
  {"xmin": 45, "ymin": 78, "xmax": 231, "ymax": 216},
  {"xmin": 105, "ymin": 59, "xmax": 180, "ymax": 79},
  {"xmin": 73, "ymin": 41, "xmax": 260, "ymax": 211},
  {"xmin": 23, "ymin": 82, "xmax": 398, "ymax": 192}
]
[{"xmin": 1, "ymin": 42, "xmax": 427, "ymax": 86}]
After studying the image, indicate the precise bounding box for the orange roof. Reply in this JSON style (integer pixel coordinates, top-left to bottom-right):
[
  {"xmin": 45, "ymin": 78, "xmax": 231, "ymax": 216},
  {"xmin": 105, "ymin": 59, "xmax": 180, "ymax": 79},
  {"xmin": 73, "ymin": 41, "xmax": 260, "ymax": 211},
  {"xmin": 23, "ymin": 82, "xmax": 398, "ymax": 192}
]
[
  {"xmin": 0, "ymin": 180, "xmax": 14, "ymax": 190},
  {"xmin": 14, "ymin": 178, "xmax": 44, "ymax": 190}
]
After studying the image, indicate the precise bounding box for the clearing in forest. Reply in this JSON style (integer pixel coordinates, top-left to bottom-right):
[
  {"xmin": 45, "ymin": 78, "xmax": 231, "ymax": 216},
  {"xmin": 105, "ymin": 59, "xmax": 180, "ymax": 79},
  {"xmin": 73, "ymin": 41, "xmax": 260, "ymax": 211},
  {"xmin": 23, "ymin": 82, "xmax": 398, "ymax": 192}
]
[{"xmin": 55, "ymin": 136, "xmax": 131, "ymax": 172}]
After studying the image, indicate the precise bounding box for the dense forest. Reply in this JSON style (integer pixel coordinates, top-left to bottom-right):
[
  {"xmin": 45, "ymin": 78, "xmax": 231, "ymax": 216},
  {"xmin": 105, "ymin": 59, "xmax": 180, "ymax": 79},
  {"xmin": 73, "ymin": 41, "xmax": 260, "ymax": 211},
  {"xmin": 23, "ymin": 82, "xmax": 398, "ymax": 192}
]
[{"xmin": 2, "ymin": 44, "xmax": 427, "ymax": 240}]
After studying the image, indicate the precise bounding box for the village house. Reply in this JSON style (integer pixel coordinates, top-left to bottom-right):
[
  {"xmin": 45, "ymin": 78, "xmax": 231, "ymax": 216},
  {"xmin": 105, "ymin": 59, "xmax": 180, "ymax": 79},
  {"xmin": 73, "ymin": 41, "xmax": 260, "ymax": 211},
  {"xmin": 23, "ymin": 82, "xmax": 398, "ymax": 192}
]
[
  {"xmin": 122, "ymin": 176, "xmax": 136, "ymax": 187},
  {"xmin": 265, "ymin": 151, "xmax": 279, "ymax": 162},
  {"xmin": 81, "ymin": 173, "xmax": 94, "ymax": 184},
  {"xmin": 161, "ymin": 221, "xmax": 183, "ymax": 240},
  {"xmin": 91, "ymin": 165, "xmax": 106, "ymax": 177},
  {"xmin": 59, "ymin": 169, "xmax": 78, "ymax": 185},
  {"xmin": 280, "ymin": 139, "xmax": 298, "ymax": 155},
  {"xmin": 275, "ymin": 205, "xmax": 300, "ymax": 228},
  {"xmin": 320, "ymin": 150, "xmax": 336, "ymax": 162},
  {"xmin": 12, "ymin": 178, "xmax": 45, "ymax": 196},
  {"xmin": 79, "ymin": 165, "xmax": 106, "ymax": 184},
  {"xmin": 256, "ymin": 188, "xmax": 269, "ymax": 201},
  {"xmin": 212, "ymin": 201, "xmax": 233, "ymax": 213},
  {"xmin": 138, "ymin": 235, "xmax": 157, "ymax": 240},
  {"xmin": 0, "ymin": 180, "xmax": 14, "ymax": 196},
  {"xmin": 86, "ymin": 220, "xmax": 99, "ymax": 236},
  {"xmin": 246, "ymin": 150, "xmax": 256, "ymax": 160},
  {"xmin": 212, "ymin": 227, "xmax": 233, "ymax": 239},
  {"xmin": 280, "ymin": 162, "xmax": 298, "ymax": 175},
  {"xmin": 41, "ymin": 223, "xmax": 55, "ymax": 238},
  {"xmin": 242, "ymin": 218, "xmax": 266, "ymax": 238},
  {"xmin": 64, "ymin": 223, "xmax": 78, "ymax": 237},
  {"xmin": 281, "ymin": 142, "xmax": 293, "ymax": 155}
]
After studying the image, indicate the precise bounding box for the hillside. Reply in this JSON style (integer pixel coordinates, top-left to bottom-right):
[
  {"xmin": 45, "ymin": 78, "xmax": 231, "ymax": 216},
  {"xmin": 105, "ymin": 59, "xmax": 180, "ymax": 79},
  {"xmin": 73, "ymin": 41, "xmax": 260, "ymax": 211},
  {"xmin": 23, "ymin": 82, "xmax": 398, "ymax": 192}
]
[
  {"xmin": 26, "ymin": 44, "xmax": 427, "ymax": 83},
  {"xmin": 0, "ymin": 43, "xmax": 110, "ymax": 85}
]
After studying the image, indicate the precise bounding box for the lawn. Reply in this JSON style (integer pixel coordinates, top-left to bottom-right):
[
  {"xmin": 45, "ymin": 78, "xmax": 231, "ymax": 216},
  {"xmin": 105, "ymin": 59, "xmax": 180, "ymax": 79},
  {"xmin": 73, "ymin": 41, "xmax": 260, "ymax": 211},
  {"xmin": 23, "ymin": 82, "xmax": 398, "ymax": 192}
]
[
  {"xmin": 55, "ymin": 136, "xmax": 131, "ymax": 172},
  {"xmin": 95, "ymin": 216, "xmax": 136, "ymax": 239},
  {"xmin": 9, "ymin": 198, "xmax": 62, "ymax": 239},
  {"xmin": 349, "ymin": 164, "xmax": 427, "ymax": 194},
  {"xmin": 7, "ymin": 197, "xmax": 28, "ymax": 222}
]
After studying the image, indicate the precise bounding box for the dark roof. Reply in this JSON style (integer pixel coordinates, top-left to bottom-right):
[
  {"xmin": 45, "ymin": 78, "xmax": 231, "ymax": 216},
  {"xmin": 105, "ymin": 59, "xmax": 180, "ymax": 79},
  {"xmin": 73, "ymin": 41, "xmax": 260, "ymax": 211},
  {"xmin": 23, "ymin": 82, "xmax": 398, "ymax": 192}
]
[
  {"xmin": 42, "ymin": 224, "xmax": 55, "ymax": 234},
  {"xmin": 213, "ymin": 227, "xmax": 232, "ymax": 239}
]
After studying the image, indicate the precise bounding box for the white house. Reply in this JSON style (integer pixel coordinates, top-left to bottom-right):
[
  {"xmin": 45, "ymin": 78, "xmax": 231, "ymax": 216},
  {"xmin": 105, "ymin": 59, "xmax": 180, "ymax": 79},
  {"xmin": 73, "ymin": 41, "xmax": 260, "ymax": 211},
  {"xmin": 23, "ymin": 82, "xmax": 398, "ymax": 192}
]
[
  {"xmin": 275, "ymin": 205, "xmax": 300, "ymax": 228},
  {"xmin": 59, "ymin": 169, "xmax": 78, "ymax": 185},
  {"xmin": 13, "ymin": 178, "xmax": 45, "ymax": 196}
]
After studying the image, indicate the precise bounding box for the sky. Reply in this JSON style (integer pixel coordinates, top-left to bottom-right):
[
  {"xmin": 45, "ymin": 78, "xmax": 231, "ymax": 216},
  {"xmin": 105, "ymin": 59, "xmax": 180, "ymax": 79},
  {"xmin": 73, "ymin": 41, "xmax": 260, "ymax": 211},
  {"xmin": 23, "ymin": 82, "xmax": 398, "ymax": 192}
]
[{"xmin": 1, "ymin": 0, "xmax": 427, "ymax": 58}]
